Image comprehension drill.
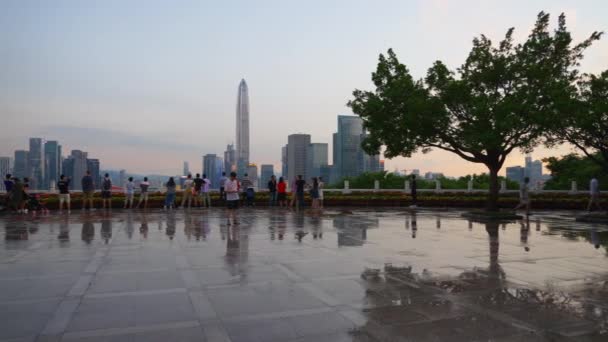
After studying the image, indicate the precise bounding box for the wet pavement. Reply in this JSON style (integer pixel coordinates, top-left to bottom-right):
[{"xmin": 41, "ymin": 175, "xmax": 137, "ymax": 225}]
[{"xmin": 0, "ymin": 208, "xmax": 607, "ymax": 341}]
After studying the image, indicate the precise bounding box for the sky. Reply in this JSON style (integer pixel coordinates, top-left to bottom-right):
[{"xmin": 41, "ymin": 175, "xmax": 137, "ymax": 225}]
[{"xmin": 1, "ymin": 0, "xmax": 607, "ymax": 177}]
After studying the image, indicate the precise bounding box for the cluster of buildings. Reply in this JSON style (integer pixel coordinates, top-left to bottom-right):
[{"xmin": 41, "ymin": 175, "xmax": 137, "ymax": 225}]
[
  {"xmin": 506, "ymin": 155, "xmax": 550, "ymax": 187},
  {"xmin": 0, "ymin": 138, "xmax": 101, "ymax": 191}
]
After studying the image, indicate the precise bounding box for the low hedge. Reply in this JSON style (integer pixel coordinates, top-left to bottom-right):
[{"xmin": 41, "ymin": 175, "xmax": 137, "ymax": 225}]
[{"xmin": 16, "ymin": 191, "xmax": 604, "ymax": 210}]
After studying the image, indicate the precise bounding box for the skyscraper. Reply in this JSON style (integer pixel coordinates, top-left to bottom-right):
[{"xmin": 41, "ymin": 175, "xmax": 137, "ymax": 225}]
[
  {"xmin": 0, "ymin": 157, "xmax": 11, "ymax": 191},
  {"xmin": 281, "ymin": 145, "xmax": 288, "ymax": 179},
  {"xmin": 29, "ymin": 138, "xmax": 45, "ymax": 190},
  {"xmin": 87, "ymin": 159, "xmax": 100, "ymax": 189},
  {"xmin": 236, "ymin": 79, "xmax": 250, "ymax": 176},
  {"xmin": 247, "ymin": 164, "xmax": 259, "ymax": 188},
  {"xmin": 287, "ymin": 134, "xmax": 311, "ymax": 183},
  {"xmin": 183, "ymin": 161, "xmax": 190, "ymax": 176},
  {"xmin": 307, "ymin": 143, "xmax": 328, "ymax": 179},
  {"xmin": 203, "ymin": 154, "xmax": 223, "ymax": 189},
  {"xmin": 13, "ymin": 150, "xmax": 29, "ymax": 179},
  {"xmin": 333, "ymin": 115, "xmax": 381, "ymax": 180},
  {"xmin": 44, "ymin": 140, "xmax": 60, "ymax": 190},
  {"xmin": 260, "ymin": 164, "xmax": 274, "ymax": 187},
  {"xmin": 224, "ymin": 144, "xmax": 236, "ymax": 174},
  {"xmin": 67, "ymin": 150, "xmax": 88, "ymax": 190}
]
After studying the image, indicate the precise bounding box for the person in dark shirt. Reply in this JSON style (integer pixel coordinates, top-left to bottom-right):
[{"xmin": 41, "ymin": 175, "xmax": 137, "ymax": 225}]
[
  {"xmin": 295, "ymin": 175, "xmax": 306, "ymax": 210},
  {"xmin": 268, "ymin": 175, "xmax": 277, "ymax": 207},
  {"xmin": 101, "ymin": 173, "xmax": 112, "ymax": 210},
  {"xmin": 57, "ymin": 174, "xmax": 71, "ymax": 212},
  {"xmin": 193, "ymin": 173, "xmax": 203, "ymax": 207},
  {"xmin": 81, "ymin": 171, "xmax": 95, "ymax": 210}
]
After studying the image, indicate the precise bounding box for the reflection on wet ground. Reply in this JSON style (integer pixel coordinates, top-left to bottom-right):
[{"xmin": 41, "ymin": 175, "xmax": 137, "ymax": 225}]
[{"xmin": 0, "ymin": 208, "xmax": 606, "ymax": 341}]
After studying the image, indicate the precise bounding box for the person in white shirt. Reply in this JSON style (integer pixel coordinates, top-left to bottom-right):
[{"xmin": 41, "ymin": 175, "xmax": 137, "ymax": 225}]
[
  {"xmin": 136, "ymin": 177, "xmax": 150, "ymax": 209},
  {"xmin": 201, "ymin": 174, "xmax": 211, "ymax": 208},
  {"xmin": 181, "ymin": 174, "xmax": 194, "ymax": 209},
  {"xmin": 124, "ymin": 177, "xmax": 135, "ymax": 209},
  {"xmin": 224, "ymin": 172, "xmax": 240, "ymax": 225},
  {"xmin": 587, "ymin": 177, "xmax": 602, "ymax": 211},
  {"xmin": 514, "ymin": 177, "xmax": 531, "ymax": 215}
]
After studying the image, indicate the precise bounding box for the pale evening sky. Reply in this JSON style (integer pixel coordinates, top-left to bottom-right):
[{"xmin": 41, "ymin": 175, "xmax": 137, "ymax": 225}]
[{"xmin": 1, "ymin": 0, "xmax": 607, "ymax": 176}]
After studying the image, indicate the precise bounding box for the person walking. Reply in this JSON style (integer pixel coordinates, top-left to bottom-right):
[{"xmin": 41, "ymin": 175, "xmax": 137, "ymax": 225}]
[
  {"xmin": 514, "ymin": 177, "xmax": 531, "ymax": 215},
  {"xmin": 57, "ymin": 175, "xmax": 71, "ymax": 213},
  {"xmin": 81, "ymin": 171, "xmax": 95, "ymax": 210},
  {"xmin": 268, "ymin": 175, "xmax": 277, "ymax": 207},
  {"xmin": 124, "ymin": 177, "xmax": 135, "ymax": 209},
  {"xmin": 587, "ymin": 177, "xmax": 602, "ymax": 211},
  {"xmin": 201, "ymin": 174, "xmax": 211, "ymax": 208},
  {"xmin": 410, "ymin": 175, "xmax": 418, "ymax": 208},
  {"xmin": 193, "ymin": 174, "xmax": 203, "ymax": 207},
  {"xmin": 219, "ymin": 172, "xmax": 228, "ymax": 201},
  {"xmin": 240, "ymin": 174, "xmax": 254, "ymax": 207},
  {"xmin": 295, "ymin": 175, "xmax": 306, "ymax": 210},
  {"xmin": 101, "ymin": 173, "xmax": 112, "ymax": 210},
  {"xmin": 277, "ymin": 177, "xmax": 287, "ymax": 207},
  {"xmin": 136, "ymin": 177, "xmax": 150, "ymax": 209},
  {"xmin": 310, "ymin": 177, "xmax": 320, "ymax": 209},
  {"xmin": 164, "ymin": 177, "xmax": 177, "ymax": 210},
  {"xmin": 181, "ymin": 174, "xmax": 194, "ymax": 209},
  {"xmin": 225, "ymin": 172, "xmax": 240, "ymax": 225},
  {"xmin": 318, "ymin": 176, "xmax": 325, "ymax": 209}
]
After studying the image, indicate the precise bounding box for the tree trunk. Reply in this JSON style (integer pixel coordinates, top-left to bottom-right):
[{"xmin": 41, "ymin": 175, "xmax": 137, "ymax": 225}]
[{"xmin": 486, "ymin": 166, "xmax": 500, "ymax": 212}]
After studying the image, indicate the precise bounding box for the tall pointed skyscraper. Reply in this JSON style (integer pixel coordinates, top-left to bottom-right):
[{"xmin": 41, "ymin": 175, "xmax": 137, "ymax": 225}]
[{"xmin": 236, "ymin": 79, "xmax": 250, "ymax": 176}]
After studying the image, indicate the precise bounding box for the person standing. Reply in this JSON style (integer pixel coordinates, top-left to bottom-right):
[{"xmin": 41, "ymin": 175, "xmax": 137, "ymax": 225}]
[
  {"xmin": 193, "ymin": 174, "xmax": 203, "ymax": 207},
  {"xmin": 514, "ymin": 177, "xmax": 531, "ymax": 215},
  {"xmin": 587, "ymin": 177, "xmax": 602, "ymax": 211},
  {"xmin": 295, "ymin": 175, "xmax": 306, "ymax": 210},
  {"xmin": 101, "ymin": 173, "xmax": 112, "ymax": 210},
  {"xmin": 277, "ymin": 177, "xmax": 287, "ymax": 207},
  {"xmin": 268, "ymin": 175, "xmax": 277, "ymax": 207},
  {"xmin": 225, "ymin": 172, "xmax": 240, "ymax": 225},
  {"xmin": 136, "ymin": 177, "xmax": 150, "ymax": 209},
  {"xmin": 164, "ymin": 177, "xmax": 176, "ymax": 210},
  {"xmin": 219, "ymin": 172, "xmax": 228, "ymax": 201},
  {"xmin": 181, "ymin": 174, "xmax": 194, "ymax": 209},
  {"xmin": 310, "ymin": 177, "xmax": 320, "ymax": 209},
  {"xmin": 81, "ymin": 171, "xmax": 95, "ymax": 210},
  {"xmin": 240, "ymin": 173, "xmax": 254, "ymax": 207},
  {"xmin": 201, "ymin": 174, "xmax": 211, "ymax": 208},
  {"xmin": 57, "ymin": 175, "xmax": 71, "ymax": 213},
  {"xmin": 318, "ymin": 176, "xmax": 325, "ymax": 209},
  {"xmin": 124, "ymin": 177, "xmax": 135, "ymax": 209},
  {"xmin": 410, "ymin": 175, "xmax": 418, "ymax": 208}
]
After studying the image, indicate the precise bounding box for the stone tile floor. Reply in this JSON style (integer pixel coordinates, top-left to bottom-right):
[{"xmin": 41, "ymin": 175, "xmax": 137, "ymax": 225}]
[{"xmin": 0, "ymin": 207, "xmax": 607, "ymax": 341}]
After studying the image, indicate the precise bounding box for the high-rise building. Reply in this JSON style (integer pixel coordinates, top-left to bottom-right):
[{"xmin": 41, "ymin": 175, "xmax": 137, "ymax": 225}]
[
  {"xmin": 29, "ymin": 138, "xmax": 45, "ymax": 190},
  {"xmin": 260, "ymin": 164, "xmax": 274, "ymax": 187},
  {"xmin": 13, "ymin": 150, "xmax": 29, "ymax": 179},
  {"xmin": 333, "ymin": 115, "xmax": 380, "ymax": 180},
  {"xmin": 203, "ymin": 154, "xmax": 223, "ymax": 189},
  {"xmin": 236, "ymin": 79, "xmax": 250, "ymax": 176},
  {"xmin": 224, "ymin": 144, "xmax": 236, "ymax": 174},
  {"xmin": 525, "ymin": 155, "xmax": 543, "ymax": 185},
  {"xmin": 183, "ymin": 161, "xmax": 190, "ymax": 176},
  {"xmin": 119, "ymin": 169, "xmax": 127, "ymax": 188},
  {"xmin": 61, "ymin": 157, "xmax": 74, "ymax": 181},
  {"xmin": 281, "ymin": 145, "xmax": 288, "ymax": 179},
  {"xmin": 287, "ymin": 134, "xmax": 311, "ymax": 183},
  {"xmin": 67, "ymin": 150, "xmax": 88, "ymax": 190},
  {"xmin": 0, "ymin": 157, "xmax": 11, "ymax": 191},
  {"xmin": 307, "ymin": 143, "xmax": 328, "ymax": 179},
  {"xmin": 506, "ymin": 166, "xmax": 525, "ymax": 184},
  {"xmin": 246, "ymin": 164, "xmax": 259, "ymax": 188},
  {"xmin": 44, "ymin": 140, "xmax": 61, "ymax": 190},
  {"xmin": 87, "ymin": 159, "xmax": 100, "ymax": 189}
]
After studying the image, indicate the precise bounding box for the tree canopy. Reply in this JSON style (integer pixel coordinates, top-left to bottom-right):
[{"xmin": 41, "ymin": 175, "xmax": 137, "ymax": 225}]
[
  {"xmin": 348, "ymin": 12, "xmax": 601, "ymax": 210},
  {"xmin": 543, "ymin": 153, "xmax": 607, "ymax": 191}
]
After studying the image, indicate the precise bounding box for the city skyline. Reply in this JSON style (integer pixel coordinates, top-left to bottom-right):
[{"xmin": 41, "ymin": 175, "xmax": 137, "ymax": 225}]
[{"xmin": 2, "ymin": 1, "xmax": 607, "ymax": 176}]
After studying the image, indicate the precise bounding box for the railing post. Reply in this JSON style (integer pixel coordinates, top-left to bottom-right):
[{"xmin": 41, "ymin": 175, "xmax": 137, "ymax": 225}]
[
  {"xmin": 343, "ymin": 180, "xmax": 350, "ymax": 194},
  {"xmin": 467, "ymin": 180, "xmax": 473, "ymax": 192},
  {"xmin": 404, "ymin": 180, "xmax": 410, "ymax": 193},
  {"xmin": 374, "ymin": 180, "xmax": 380, "ymax": 192},
  {"xmin": 570, "ymin": 181, "xmax": 577, "ymax": 194},
  {"xmin": 500, "ymin": 180, "xmax": 507, "ymax": 193},
  {"xmin": 435, "ymin": 180, "xmax": 441, "ymax": 193}
]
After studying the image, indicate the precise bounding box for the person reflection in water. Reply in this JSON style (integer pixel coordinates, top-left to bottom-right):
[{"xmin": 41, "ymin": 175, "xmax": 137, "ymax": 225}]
[
  {"xmin": 311, "ymin": 211, "xmax": 323, "ymax": 239},
  {"xmin": 125, "ymin": 212, "xmax": 134, "ymax": 239},
  {"xmin": 166, "ymin": 211, "xmax": 176, "ymax": 240},
  {"xmin": 101, "ymin": 211, "xmax": 112, "ymax": 244},
  {"xmin": 411, "ymin": 212, "xmax": 418, "ymax": 239},
  {"xmin": 520, "ymin": 217, "xmax": 530, "ymax": 252},
  {"xmin": 81, "ymin": 220, "xmax": 95, "ymax": 244},
  {"xmin": 58, "ymin": 215, "xmax": 70, "ymax": 242},
  {"xmin": 139, "ymin": 212, "xmax": 148, "ymax": 239}
]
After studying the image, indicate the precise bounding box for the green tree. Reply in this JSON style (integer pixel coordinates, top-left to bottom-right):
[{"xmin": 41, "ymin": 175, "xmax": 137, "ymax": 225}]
[
  {"xmin": 543, "ymin": 154, "xmax": 607, "ymax": 190},
  {"xmin": 348, "ymin": 12, "xmax": 600, "ymax": 211},
  {"xmin": 553, "ymin": 70, "xmax": 608, "ymax": 172}
]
